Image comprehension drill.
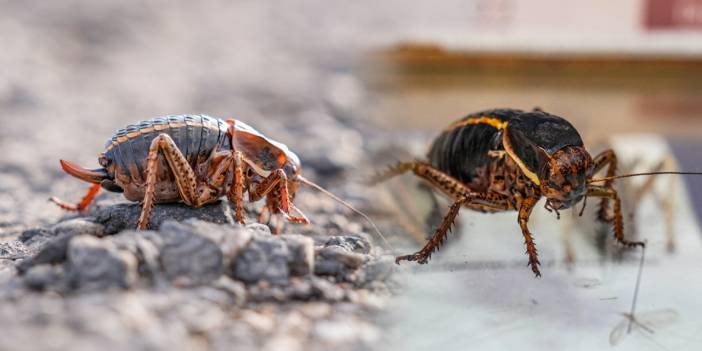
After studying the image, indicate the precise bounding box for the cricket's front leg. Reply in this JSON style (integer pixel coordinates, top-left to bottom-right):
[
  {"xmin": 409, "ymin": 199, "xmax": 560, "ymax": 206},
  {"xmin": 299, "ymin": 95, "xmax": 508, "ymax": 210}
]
[
  {"xmin": 249, "ymin": 169, "xmax": 309, "ymax": 227},
  {"xmin": 518, "ymin": 196, "xmax": 541, "ymax": 277},
  {"xmin": 587, "ymin": 186, "xmax": 646, "ymax": 248},
  {"xmin": 592, "ymin": 149, "xmax": 617, "ymax": 222}
]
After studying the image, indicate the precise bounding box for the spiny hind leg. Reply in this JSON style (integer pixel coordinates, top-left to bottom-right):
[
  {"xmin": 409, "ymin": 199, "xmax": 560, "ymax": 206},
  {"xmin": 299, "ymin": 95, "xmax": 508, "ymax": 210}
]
[
  {"xmin": 369, "ymin": 161, "xmax": 419, "ymax": 184},
  {"xmin": 396, "ymin": 192, "xmax": 510, "ymax": 265},
  {"xmin": 592, "ymin": 149, "xmax": 617, "ymax": 222},
  {"xmin": 371, "ymin": 161, "xmax": 474, "ymax": 199},
  {"xmin": 224, "ymin": 151, "xmax": 246, "ymax": 224},
  {"xmin": 587, "ymin": 186, "xmax": 645, "ymax": 248},
  {"xmin": 50, "ymin": 183, "xmax": 101, "ymax": 213},
  {"xmin": 137, "ymin": 134, "xmax": 204, "ymax": 230},
  {"xmin": 396, "ymin": 197, "xmax": 468, "ymax": 264}
]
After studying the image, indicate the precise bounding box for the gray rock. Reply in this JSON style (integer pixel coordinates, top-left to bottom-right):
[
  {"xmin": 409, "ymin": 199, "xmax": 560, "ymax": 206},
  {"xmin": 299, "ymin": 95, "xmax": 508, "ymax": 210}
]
[
  {"xmin": 310, "ymin": 276, "xmax": 345, "ymax": 302},
  {"xmin": 18, "ymin": 227, "xmax": 52, "ymax": 246},
  {"xmin": 110, "ymin": 230, "xmax": 162, "ymax": 282},
  {"xmin": 51, "ymin": 218, "xmax": 105, "ymax": 237},
  {"xmin": 66, "ymin": 235, "xmax": 138, "ymax": 291},
  {"xmin": 156, "ymin": 221, "xmax": 224, "ymax": 286},
  {"xmin": 281, "ymin": 235, "xmax": 315, "ymax": 276},
  {"xmin": 315, "ymin": 246, "xmax": 367, "ymax": 277},
  {"xmin": 22, "ymin": 264, "xmax": 64, "ymax": 291},
  {"xmin": 323, "ymin": 235, "xmax": 371, "ymax": 254},
  {"xmin": 356, "ymin": 256, "xmax": 394, "ymax": 287},
  {"xmin": 233, "ymin": 234, "xmax": 290, "ymax": 285},
  {"xmin": 219, "ymin": 225, "xmax": 255, "ymax": 267},
  {"xmin": 92, "ymin": 201, "xmax": 235, "ymax": 234},
  {"xmin": 211, "ymin": 276, "xmax": 247, "ymax": 306},
  {"xmin": 285, "ymin": 278, "xmax": 315, "ymax": 300},
  {"xmin": 16, "ymin": 233, "xmax": 74, "ymax": 274},
  {"xmin": 0, "ymin": 240, "xmax": 29, "ymax": 259},
  {"xmin": 246, "ymin": 223, "xmax": 272, "ymax": 236}
]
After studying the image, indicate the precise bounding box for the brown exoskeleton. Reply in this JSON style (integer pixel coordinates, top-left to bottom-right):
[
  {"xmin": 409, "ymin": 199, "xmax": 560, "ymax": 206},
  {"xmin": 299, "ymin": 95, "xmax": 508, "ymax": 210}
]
[{"xmin": 51, "ymin": 115, "xmax": 387, "ymax": 242}]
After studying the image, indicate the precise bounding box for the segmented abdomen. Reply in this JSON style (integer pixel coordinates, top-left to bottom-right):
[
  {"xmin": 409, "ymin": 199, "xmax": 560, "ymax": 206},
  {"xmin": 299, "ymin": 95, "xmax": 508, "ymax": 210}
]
[
  {"xmin": 103, "ymin": 115, "xmax": 231, "ymax": 182},
  {"xmin": 427, "ymin": 109, "xmax": 520, "ymax": 191}
]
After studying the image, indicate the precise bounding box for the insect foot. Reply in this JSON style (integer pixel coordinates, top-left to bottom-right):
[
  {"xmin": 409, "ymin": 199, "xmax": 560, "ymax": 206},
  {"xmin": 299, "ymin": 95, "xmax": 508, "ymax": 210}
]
[{"xmin": 395, "ymin": 252, "xmax": 430, "ymax": 265}]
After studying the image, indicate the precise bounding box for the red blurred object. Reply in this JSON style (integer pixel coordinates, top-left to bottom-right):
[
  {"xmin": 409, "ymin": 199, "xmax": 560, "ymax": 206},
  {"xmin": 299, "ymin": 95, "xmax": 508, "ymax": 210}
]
[{"xmin": 645, "ymin": 0, "xmax": 702, "ymax": 29}]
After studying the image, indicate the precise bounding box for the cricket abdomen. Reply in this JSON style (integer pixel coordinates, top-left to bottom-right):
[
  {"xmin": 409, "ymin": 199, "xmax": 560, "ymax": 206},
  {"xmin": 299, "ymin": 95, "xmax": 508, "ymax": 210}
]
[
  {"xmin": 427, "ymin": 109, "xmax": 520, "ymax": 192},
  {"xmin": 102, "ymin": 115, "xmax": 231, "ymax": 201}
]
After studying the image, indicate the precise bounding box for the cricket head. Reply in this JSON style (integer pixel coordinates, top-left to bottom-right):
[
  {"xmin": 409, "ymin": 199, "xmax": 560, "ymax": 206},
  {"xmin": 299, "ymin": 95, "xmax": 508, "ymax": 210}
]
[{"xmin": 539, "ymin": 145, "xmax": 593, "ymax": 210}]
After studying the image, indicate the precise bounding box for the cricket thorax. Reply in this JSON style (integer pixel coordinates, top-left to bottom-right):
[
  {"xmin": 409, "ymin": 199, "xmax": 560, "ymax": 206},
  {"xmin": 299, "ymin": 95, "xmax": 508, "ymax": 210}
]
[{"xmin": 485, "ymin": 151, "xmax": 541, "ymax": 209}]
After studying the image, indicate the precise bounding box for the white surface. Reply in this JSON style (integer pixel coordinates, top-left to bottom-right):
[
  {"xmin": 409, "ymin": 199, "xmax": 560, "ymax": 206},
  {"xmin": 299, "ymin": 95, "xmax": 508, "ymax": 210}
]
[{"xmin": 384, "ymin": 135, "xmax": 702, "ymax": 350}]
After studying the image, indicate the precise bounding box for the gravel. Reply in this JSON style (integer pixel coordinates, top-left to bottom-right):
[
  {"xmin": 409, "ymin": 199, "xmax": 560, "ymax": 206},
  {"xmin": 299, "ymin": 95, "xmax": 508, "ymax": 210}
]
[{"xmin": 0, "ymin": 203, "xmax": 396, "ymax": 351}]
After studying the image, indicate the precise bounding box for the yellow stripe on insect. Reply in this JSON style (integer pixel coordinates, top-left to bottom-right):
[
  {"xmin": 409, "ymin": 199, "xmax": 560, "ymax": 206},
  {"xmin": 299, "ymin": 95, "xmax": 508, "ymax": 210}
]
[
  {"xmin": 445, "ymin": 116, "xmax": 508, "ymax": 132},
  {"xmin": 502, "ymin": 126, "xmax": 541, "ymax": 186}
]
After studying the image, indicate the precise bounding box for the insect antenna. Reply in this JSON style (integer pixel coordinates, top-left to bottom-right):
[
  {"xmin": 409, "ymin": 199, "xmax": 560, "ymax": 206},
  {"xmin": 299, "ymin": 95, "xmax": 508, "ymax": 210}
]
[
  {"xmin": 589, "ymin": 171, "xmax": 702, "ymax": 184},
  {"xmin": 628, "ymin": 242, "xmax": 646, "ymax": 333},
  {"xmin": 296, "ymin": 175, "xmax": 394, "ymax": 251}
]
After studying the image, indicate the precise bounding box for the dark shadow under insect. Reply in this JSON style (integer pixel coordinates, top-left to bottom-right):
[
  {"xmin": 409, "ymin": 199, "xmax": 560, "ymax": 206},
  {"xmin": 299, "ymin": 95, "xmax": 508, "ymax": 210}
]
[{"xmin": 372, "ymin": 108, "xmax": 647, "ymax": 277}]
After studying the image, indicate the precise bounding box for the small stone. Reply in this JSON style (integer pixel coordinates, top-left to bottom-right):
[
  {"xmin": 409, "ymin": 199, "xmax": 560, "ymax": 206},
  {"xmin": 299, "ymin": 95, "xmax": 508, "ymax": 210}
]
[
  {"xmin": 92, "ymin": 201, "xmax": 234, "ymax": 234},
  {"xmin": 281, "ymin": 234, "xmax": 314, "ymax": 276},
  {"xmin": 51, "ymin": 218, "xmax": 104, "ymax": 237},
  {"xmin": 66, "ymin": 235, "xmax": 138, "ymax": 291},
  {"xmin": 156, "ymin": 221, "xmax": 224, "ymax": 286},
  {"xmin": 246, "ymin": 223, "xmax": 272, "ymax": 236},
  {"xmin": 233, "ymin": 234, "xmax": 289, "ymax": 285},
  {"xmin": 212, "ymin": 276, "xmax": 247, "ymax": 306},
  {"xmin": 176, "ymin": 299, "xmax": 228, "ymax": 334},
  {"xmin": 285, "ymin": 277, "xmax": 314, "ymax": 300},
  {"xmin": 0, "ymin": 240, "xmax": 29, "ymax": 259},
  {"xmin": 18, "ymin": 227, "xmax": 52, "ymax": 246},
  {"xmin": 315, "ymin": 246, "xmax": 366, "ymax": 277},
  {"xmin": 219, "ymin": 225, "xmax": 254, "ymax": 267},
  {"xmin": 356, "ymin": 256, "xmax": 394, "ymax": 286},
  {"xmin": 324, "ymin": 235, "xmax": 371, "ymax": 254},
  {"xmin": 22, "ymin": 264, "xmax": 64, "ymax": 291},
  {"xmin": 16, "ymin": 233, "xmax": 73, "ymax": 274},
  {"xmin": 310, "ymin": 277, "xmax": 345, "ymax": 302},
  {"xmin": 111, "ymin": 230, "xmax": 162, "ymax": 281}
]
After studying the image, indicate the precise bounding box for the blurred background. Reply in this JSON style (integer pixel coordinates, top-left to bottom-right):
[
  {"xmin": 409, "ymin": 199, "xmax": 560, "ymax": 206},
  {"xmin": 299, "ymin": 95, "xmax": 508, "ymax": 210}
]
[{"xmin": 1, "ymin": 1, "xmax": 701, "ymax": 350}]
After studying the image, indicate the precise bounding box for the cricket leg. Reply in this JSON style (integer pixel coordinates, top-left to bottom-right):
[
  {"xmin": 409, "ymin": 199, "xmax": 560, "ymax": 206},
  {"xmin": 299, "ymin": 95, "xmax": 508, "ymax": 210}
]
[
  {"xmin": 50, "ymin": 183, "xmax": 102, "ymax": 213},
  {"xmin": 395, "ymin": 197, "xmax": 468, "ymax": 264},
  {"xmin": 395, "ymin": 192, "xmax": 511, "ymax": 265},
  {"xmin": 592, "ymin": 149, "xmax": 617, "ymax": 222},
  {"xmin": 368, "ymin": 161, "xmax": 418, "ymax": 185},
  {"xmin": 224, "ymin": 151, "xmax": 246, "ymax": 224},
  {"xmin": 518, "ymin": 196, "xmax": 542, "ymax": 277},
  {"xmin": 137, "ymin": 134, "xmax": 202, "ymax": 230},
  {"xmin": 372, "ymin": 161, "xmax": 475, "ymax": 200},
  {"xmin": 258, "ymin": 205, "xmax": 269, "ymax": 224},
  {"xmin": 587, "ymin": 186, "xmax": 646, "ymax": 248},
  {"xmin": 249, "ymin": 169, "xmax": 309, "ymax": 225}
]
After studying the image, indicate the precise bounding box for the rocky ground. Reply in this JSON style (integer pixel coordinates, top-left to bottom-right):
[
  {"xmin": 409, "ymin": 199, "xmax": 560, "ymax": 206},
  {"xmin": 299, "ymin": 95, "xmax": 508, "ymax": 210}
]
[{"xmin": 0, "ymin": 200, "xmax": 395, "ymax": 351}]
